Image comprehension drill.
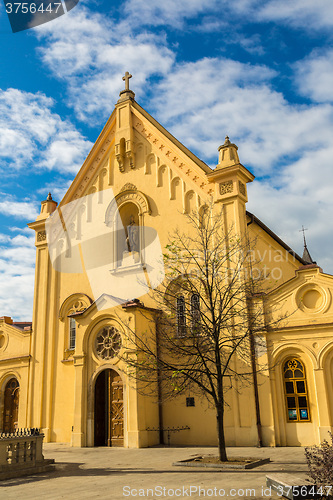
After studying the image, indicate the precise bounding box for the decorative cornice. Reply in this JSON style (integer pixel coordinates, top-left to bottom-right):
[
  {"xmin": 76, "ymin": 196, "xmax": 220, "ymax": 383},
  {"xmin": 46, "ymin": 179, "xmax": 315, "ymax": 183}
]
[{"xmin": 0, "ymin": 355, "xmax": 31, "ymax": 364}]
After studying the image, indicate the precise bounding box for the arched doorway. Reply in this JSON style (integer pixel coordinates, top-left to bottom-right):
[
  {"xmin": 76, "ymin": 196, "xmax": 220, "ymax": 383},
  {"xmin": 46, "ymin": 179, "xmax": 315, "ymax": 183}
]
[
  {"xmin": 3, "ymin": 378, "xmax": 19, "ymax": 433},
  {"xmin": 94, "ymin": 369, "xmax": 124, "ymax": 446}
]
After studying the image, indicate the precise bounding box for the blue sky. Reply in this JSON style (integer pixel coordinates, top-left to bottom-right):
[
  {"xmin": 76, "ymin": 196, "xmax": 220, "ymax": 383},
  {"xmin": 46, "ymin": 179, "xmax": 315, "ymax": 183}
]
[{"xmin": 1, "ymin": 0, "xmax": 333, "ymax": 320}]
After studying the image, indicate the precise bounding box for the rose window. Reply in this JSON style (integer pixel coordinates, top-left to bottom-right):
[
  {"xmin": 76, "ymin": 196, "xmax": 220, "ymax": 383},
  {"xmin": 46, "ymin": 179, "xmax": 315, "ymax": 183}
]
[{"xmin": 95, "ymin": 326, "xmax": 122, "ymax": 360}]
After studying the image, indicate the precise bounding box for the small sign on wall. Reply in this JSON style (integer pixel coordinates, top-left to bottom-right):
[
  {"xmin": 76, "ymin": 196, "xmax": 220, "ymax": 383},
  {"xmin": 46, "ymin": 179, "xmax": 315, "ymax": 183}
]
[{"xmin": 186, "ymin": 397, "xmax": 195, "ymax": 407}]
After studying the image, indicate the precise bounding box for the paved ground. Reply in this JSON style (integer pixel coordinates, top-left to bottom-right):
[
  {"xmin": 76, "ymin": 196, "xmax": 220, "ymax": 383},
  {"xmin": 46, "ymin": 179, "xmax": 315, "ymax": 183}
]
[{"xmin": 0, "ymin": 444, "xmax": 309, "ymax": 500}]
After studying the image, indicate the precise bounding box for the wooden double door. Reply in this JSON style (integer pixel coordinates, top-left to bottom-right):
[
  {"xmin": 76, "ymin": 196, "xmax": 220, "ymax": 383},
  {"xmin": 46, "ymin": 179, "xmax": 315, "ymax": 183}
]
[
  {"xmin": 94, "ymin": 369, "xmax": 124, "ymax": 446},
  {"xmin": 3, "ymin": 378, "xmax": 19, "ymax": 433}
]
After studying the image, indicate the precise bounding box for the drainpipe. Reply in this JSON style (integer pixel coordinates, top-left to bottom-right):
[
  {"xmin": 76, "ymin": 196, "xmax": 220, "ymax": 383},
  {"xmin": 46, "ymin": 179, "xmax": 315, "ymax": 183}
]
[{"xmin": 248, "ymin": 312, "xmax": 263, "ymax": 448}]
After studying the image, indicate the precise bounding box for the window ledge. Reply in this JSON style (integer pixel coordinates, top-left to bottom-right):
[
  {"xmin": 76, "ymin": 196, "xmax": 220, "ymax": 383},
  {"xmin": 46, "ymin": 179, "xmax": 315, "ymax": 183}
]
[{"xmin": 110, "ymin": 263, "xmax": 145, "ymax": 274}]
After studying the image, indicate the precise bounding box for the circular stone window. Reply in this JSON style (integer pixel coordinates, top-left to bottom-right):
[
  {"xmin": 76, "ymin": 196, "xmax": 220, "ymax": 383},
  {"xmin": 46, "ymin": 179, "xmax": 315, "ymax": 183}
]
[
  {"xmin": 95, "ymin": 326, "xmax": 122, "ymax": 360},
  {"xmin": 302, "ymin": 289, "xmax": 322, "ymax": 309},
  {"xmin": 296, "ymin": 284, "xmax": 327, "ymax": 313}
]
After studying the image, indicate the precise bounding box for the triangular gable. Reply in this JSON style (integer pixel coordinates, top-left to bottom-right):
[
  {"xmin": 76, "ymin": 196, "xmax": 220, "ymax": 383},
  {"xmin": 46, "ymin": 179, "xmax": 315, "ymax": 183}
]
[
  {"xmin": 59, "ymin": 95, "xmax": 215, "ymax": 210},
  {"xmin": 264, "ymin": 266, "xmax": 333, "ymax": 329}
]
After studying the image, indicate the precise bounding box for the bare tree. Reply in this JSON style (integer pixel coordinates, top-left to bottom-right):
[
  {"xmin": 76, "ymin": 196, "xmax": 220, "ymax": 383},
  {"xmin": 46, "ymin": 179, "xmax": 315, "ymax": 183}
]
[{"xmin": 121, "ymin": 205, "xmax": 284, "ymax": 461}]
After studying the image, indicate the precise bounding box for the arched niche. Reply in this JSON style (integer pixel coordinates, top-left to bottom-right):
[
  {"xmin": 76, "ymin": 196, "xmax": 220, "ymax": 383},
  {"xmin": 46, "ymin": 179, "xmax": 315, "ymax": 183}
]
[
  {"xmin": 135, "ymin": 143, "xmax": 145, "ymax": 169},
  {"xmin": 171, "ymin": 177, "xmax": 181, "ymax": 200},
  {"xmin": 105, "ymin": 190, "xmax": 150, "ymax": 269},
  {"xmin": 145, "ymin": 153, "xmax": 156, "ymax": 175},
  {"xmin": 116, "ymin": 201, "xmax": 140, "ymax": 265},
  {"xmin": 157, "ymin": 165, "xmax": 167, "ymax": 187},
  {"xmin": 185, "ymin": 190, "xmax": 196, "ymax": 213}
]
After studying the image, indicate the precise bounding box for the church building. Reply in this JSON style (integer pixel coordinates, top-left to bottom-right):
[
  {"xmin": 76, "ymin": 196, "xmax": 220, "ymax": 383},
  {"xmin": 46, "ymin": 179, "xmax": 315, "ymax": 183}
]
[{"xmin": 1, "ymin": 74, "xmax": 333, "ymax": 448}]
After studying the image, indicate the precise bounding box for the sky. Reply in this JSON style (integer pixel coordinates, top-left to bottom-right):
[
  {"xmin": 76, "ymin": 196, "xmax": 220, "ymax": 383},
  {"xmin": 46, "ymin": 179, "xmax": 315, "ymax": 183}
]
[{"xmin": 0, "ymin": 0, "xmax": 333, "ymax": 320}]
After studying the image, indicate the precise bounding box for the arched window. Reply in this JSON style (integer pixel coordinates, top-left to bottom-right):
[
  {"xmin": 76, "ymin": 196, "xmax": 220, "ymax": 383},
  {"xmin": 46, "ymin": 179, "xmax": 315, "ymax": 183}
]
[
  {"xmin": 177, "ymin": 296, "xmax": 186, "ymax": 337},
  {"xmin": 190, "ymin": 293, "xmax": 200, "ymax": 335},
  {"xmin": 283, "ymin": 358, "xmax": 310, "ymax": 422},
  {"xmin": 69, "ymin": 317, "xmax": 76, "ymax": 350},
  {"xmin": 3, "ymin": 378, "xmax": 19, "ymax": 433}
]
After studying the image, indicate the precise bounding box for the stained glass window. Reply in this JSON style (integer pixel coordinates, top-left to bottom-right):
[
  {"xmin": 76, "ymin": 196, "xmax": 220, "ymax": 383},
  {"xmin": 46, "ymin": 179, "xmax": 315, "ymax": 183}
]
[
  {"xmin": 69, "ymin": 317, "xmax": 76, "ymax": 350},
  {"xmin": 190, "ymin": 294, "xmax": 200, "ymax": 335},
  {"xmin": 283, "ymin": 358, "xmax": 310, "ymax": 422},
  {"xmin": 95, "ymin": 326, "xmax": 122, "ymax": 360},
  {"xmin": 177, "ymin": 296, "xmax": 186, "ymax": 337}
]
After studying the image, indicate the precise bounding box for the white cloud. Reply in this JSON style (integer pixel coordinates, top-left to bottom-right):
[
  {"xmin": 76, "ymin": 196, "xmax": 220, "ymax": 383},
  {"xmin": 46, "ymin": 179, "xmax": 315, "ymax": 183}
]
[
  {"xmin": 150, "ymin": 58, "xmax": 333, "ymax": 172},
  {"xmin": 294, "ymin": 49, "xmax": 333, "ymax": 103},
  {"xmin": 0, "ymin": 88, "xmax": 92, "ymax": 173},
  {"xmin": 0, "ymin": 231, "xmax": 35, "ymax": 321},
  {"xmin": 247, "ymin": 144, "xmax": 333, "ymax": 274},
  {"xmin": 9, "ymin": 226, "xmax": 32, "ymax": 234},
  {"xmin": 124, "ymin": 0, "xmax": 221, "ymax": 28},
  {"xmin": 256, "ymin": 0, "xmax": 333, "ymax": 30},
  {"xmin": 0, "ymin": 196, "xmax": 39, "ymax": 220},
  {"xmin": 124, "ymin": 0, "xmax": 333, "ymax": 31},
  {"xmin": 34, "ymin": 8, "xmax": 175, "ymax": 123},
  {"xmin": 36, "ymin": 180, "xmax": 72, "ymax": 204}
]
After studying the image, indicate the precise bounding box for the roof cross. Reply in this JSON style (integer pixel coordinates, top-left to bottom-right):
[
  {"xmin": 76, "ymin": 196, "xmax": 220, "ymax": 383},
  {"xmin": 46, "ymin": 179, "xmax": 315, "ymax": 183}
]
[
  {"xmin": 122, "ymin": 71, "xmax": 132, "ymax": 91},
  {"xmin": 299, "ymin": 225, "xmax": 308, "ymax": 247}
]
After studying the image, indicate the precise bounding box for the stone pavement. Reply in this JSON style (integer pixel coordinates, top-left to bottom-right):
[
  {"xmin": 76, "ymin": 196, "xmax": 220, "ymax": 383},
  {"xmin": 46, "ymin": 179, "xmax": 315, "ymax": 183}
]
[{"xmin": 0, "ymin": 444, "xmax": 309, "ymax": 500}]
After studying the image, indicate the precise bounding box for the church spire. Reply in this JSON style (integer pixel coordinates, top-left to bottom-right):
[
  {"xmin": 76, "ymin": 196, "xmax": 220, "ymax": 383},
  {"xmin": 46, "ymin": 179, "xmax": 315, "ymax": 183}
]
[{"xmin": 300, "ymin": 225, "xmax": 315, "ymax": 264}]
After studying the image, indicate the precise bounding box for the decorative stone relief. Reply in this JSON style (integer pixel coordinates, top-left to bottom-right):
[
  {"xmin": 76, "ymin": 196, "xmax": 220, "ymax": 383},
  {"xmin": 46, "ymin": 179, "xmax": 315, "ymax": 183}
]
[
  {"xmin": 239, "ymin": 181, "xmax": 246, "ymax": 196},
  {"xmin": 95, "ymin": 326, "xmax": 122, "ymax": 360},
  {"xmin": 120, "ymin": 183, "xmax": 137, "ymax": 192},
  {"xmin": 105, "ymin": 190, "xmax": 151, "ymax": 224},
  {"xmin": 37, "ymin": 230, "xmax": 47, "ymax": 242},
  {"xmin": 69, "ymin": 300, "xmax": 87, "ymax": 314},
  {"xmin": 219, "ymin": 180, "xmax": 233, "ymax": 195}
]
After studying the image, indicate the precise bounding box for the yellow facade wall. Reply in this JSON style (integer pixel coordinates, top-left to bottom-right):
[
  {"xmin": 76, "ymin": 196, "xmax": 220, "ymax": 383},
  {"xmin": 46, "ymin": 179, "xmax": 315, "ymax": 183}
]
[{"xmin": 0, "ymin": 90, "xmax": 333, "ymax": 450}]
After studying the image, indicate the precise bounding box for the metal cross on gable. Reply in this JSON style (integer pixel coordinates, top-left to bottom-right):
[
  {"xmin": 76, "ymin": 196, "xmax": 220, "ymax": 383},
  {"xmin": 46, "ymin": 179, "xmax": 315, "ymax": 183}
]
[
  {"xmin": 299, "ymin": 225, "xmax": 308, "ymax": 246},
  {"xmin": 122, "ymin": 71, "xmax": 132, "ymax": 91}
]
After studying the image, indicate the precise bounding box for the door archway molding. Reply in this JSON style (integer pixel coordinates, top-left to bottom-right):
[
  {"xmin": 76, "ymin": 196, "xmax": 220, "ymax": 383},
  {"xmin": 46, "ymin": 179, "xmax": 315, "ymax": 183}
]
[{"xmin": 86, "ymin": 365, "xmax": 127, "ymax": 447}]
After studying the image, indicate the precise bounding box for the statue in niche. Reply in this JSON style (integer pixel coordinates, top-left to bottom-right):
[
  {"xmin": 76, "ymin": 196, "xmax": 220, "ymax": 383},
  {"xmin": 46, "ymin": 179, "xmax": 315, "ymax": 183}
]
[{"xmin": 126, "ymin": 215, "xmax": 139, "ymax": 253}]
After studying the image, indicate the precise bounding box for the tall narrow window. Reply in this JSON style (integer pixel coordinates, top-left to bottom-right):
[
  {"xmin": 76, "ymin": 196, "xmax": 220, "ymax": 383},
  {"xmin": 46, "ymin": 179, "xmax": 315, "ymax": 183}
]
[
  {"xmin": 190, "ymin": 293, "xmax": 200, "ymax": 335},
  {"xmin": 69, "ymin": 317, "xmax": 76, "ymax": 350},
  {"xmin": 177, "ymin": 296, "xmax": 186, "ymax": 337},
  {"xmin": 283, "ymin": 358, "xmax": 310, "ymax": 422}
]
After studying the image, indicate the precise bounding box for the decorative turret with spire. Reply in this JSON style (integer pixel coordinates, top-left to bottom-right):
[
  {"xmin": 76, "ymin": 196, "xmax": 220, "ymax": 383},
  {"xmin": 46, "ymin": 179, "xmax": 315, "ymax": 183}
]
[
  {"xmin": 36, "ymin": 192, "xmax": 58, "ymax": 220},
  {"xmin": 300, "ymin": 225, "xmax": 315, "ymax": 264},
  {"xmin": 216, "ymin": 136, "xmax": 240, "ymax": 169}
]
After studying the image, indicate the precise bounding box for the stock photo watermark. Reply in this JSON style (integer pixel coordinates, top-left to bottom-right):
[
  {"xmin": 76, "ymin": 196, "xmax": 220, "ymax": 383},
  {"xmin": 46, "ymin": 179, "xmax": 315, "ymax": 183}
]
[
  {"xmin": 45, "ymin": 188, "xmax": 165, "ymax": 310},
  {"xmin": 44, "ymin": 187, "xmax": 294, "ymax": 310},
  {"xmin": 122, "ymin": 484, "xmax": 333, "ymax": 497},
  {"xmin": 3, "ymin": 0, "xmax": 79, "ymax": 32}
]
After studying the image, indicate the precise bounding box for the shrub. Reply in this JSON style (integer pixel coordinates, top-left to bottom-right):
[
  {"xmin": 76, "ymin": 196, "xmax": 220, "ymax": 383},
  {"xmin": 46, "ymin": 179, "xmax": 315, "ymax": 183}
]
[{"xmin": 305, "ymin": 432, "xmax": 333, "ymax": 498}]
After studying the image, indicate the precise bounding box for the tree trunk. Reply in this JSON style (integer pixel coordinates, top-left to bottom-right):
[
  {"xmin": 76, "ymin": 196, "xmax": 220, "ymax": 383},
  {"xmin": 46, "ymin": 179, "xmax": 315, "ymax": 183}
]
[{"xmin": 216, "ymin": 404, "xmax": 227, "ymax": 461}]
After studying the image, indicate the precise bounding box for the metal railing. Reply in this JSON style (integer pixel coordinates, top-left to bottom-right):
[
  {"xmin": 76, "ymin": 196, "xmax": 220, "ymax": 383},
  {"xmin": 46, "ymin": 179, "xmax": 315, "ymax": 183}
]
[
  {"xmin": 0, "ymin": 428, "xmax": 40, "ymax": 439},
  {"xmin": 146, "ymin": 426, "xmax": 190, "ymax": 446}
]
